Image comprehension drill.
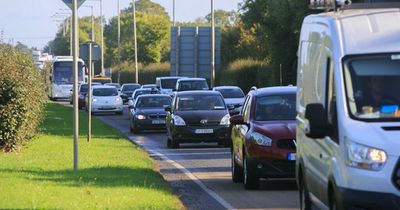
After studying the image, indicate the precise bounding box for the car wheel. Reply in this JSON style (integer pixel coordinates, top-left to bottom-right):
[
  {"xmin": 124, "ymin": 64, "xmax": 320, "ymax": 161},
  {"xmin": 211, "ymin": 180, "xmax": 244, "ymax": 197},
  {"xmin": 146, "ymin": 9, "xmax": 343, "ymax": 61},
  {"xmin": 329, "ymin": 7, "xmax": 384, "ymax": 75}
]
[
  {"xmin": 167, "ymin": 137, "xmax": 172, "ymax": 148},
  {"xmin": 299, "ymin": 172, "xmax": 312, "ymax": 210},
  {"xmin": 171, "ymin": 136, "xmax": 179, "ymax": 149},
  {"xmin": 243, "ymin": 154, "xmax": 259, "ymax": 190},
  {"xmin": 132, "ymin": 124, "xmax": 140, "ymax": 134},
  {"xmin": 231, "ymin": 151, "xmax": 243, "ymax": 183}
]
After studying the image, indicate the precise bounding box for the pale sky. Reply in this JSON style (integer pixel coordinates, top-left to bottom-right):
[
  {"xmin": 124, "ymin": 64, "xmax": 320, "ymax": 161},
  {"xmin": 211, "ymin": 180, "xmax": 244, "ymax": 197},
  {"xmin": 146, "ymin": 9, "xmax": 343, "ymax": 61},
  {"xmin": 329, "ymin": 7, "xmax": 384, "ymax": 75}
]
[{"xmin": 0, "ymin": 0, "xmax": 242, "ymax": 49}]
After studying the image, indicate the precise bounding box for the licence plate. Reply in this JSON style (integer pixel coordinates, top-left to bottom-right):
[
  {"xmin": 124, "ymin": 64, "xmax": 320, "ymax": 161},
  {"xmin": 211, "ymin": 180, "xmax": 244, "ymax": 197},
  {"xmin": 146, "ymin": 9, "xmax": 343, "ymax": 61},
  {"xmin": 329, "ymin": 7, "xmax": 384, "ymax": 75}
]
[
  {"xmin": 288, "ymin": 153, "xmax": 296, "ymax": 161},
  {"xmin": 152, "ymin": 120, "xmax": 165, "ymax": 124},
  {"xmin": 194, "ymin": 129, "xmax": 214, "ymax": 134}
]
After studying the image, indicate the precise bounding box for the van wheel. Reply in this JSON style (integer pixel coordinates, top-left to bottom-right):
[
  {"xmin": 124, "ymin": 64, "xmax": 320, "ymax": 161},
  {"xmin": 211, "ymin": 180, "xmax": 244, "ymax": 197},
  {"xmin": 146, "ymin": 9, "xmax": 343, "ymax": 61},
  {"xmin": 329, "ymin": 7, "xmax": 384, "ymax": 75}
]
[
  {"xmin": 231, "ymin": 151, "xmax": 243, "ymax": 183},
  {"xmin": 243, "ymin": 155, "xmax": 259, "ymax": 190},
  {"xmin": 329, "ymin": 186, "xmax": 338, "ymax": 210},
  {"xmin": 299, "ymin": 172, "xmax": 312, "ymax": 210}
]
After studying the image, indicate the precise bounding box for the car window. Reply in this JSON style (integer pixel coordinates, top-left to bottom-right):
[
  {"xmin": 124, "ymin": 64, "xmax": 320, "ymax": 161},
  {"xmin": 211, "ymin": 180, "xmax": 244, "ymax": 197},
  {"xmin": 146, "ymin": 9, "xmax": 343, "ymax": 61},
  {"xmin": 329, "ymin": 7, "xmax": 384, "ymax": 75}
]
[
  {"xmin": 254, "ymin": 94, "xmax": 296, "ymax": 121},
  {"xmin": 216, "ymin": 88, "xmax": 244, "ymax": 98},
  {"xmin": 178, "ymin": 80, "xmax": 209, "ymax": 91},
  {"xmin": 136, "ymin": 97, "xmax": 171, "ymax": 108},
  {"xmin": 134, "ymin": 90, "xmax": 151, "ymax": 99},
  {"xmin": 122, "ymin": 84, "xmax": 140, "ymax": 91},
  {"xmin": 93, "ymin": 88, "xmax": 118, "ymax": 96},
  {"xmin": 176, "ymin": 95, "xmax": 225, "ymax": 111}
]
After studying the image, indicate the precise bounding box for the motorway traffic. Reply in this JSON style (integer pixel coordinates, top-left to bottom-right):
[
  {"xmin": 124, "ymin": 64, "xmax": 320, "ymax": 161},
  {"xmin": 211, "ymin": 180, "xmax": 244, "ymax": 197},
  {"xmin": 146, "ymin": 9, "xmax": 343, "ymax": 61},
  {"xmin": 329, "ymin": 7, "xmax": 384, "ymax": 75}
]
[{"xmin": 60, "ymin": 99, "xmax": 300, "ymax": 210}]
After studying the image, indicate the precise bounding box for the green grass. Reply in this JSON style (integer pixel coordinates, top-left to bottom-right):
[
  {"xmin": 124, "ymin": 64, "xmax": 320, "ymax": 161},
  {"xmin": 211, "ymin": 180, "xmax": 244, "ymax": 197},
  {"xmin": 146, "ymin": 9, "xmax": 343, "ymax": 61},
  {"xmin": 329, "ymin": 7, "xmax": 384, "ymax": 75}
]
[{"xmin": 0, "ymin": 102, "xmax": 183, "ymax": 209}]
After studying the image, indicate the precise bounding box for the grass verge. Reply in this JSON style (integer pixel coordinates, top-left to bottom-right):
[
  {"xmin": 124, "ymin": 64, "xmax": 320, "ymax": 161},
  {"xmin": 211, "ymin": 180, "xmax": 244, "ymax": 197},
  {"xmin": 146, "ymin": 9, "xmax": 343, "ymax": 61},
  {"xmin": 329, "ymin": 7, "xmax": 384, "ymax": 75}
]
[{"xmin": 0, "ymin": 102, "xmax": 183, "ymax": 209}]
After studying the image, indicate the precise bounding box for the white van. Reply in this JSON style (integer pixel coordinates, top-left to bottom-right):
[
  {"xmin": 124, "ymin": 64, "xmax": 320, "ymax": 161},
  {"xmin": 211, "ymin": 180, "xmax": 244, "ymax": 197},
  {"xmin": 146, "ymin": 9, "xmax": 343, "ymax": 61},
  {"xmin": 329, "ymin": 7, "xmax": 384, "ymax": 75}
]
[
  {"xmin": 296, "ymin": 1, "xmax": 400, "ymax": 209},
  {"xmin": 155, "ymin": 76, "xmax": 187, "ymax": 96}
]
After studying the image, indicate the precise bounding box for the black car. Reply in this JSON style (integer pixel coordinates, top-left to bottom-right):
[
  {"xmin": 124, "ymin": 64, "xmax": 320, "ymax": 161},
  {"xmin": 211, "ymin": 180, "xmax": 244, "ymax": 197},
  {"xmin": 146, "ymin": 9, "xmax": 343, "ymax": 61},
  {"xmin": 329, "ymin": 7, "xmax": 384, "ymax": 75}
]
[
  {"xmin": 120, "ymin": 83, "xmax": 141, "ymax": 103},
  {"xmin": 129, "ymin": 94, "xmax": 172, "ymax": 133},
  {"xmin": 165, "ymin": 91, "xmax": 231, "ymax": 148}
]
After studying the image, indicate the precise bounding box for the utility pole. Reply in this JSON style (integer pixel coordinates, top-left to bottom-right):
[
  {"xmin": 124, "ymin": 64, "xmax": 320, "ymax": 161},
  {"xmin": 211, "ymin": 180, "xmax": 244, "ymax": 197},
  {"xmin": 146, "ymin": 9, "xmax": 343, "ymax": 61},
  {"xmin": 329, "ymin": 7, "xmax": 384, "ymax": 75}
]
[
  {"xmin": 117, "ymin": 0, "xmax": 121, "ymax": 84},
  {"xmin": 133, "ymin": 0, "xmax": 138, "ymax": 83},
  {"xmin": 173, "ymin": 0, "xmax": 175, "ymax": 26},
  {"xmin": 211, "ymin": 0, "xmax": 215, "ymax": 88},
  {"xmin": 70, "ymin": 16, "xmax": 73, "ymax": 56},
  {"xmin": 72, "ymin": 0, "xmax": 79, "ymax": 170},
  {"xmin": 100, "ymin": 0, "xmax": 104, "ymax": 75},
  {"xmin": 87, "ymin": 5, "xmax": 95, "ymax": 143}
]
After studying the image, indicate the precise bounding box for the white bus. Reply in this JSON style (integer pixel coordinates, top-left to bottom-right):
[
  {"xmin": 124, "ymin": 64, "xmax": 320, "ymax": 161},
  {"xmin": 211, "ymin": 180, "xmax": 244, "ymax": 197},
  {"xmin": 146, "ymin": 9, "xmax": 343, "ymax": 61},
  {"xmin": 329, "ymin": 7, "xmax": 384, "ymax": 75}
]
[{"xmin": 48, "ymin": 56, "xmax": 86, "ymax": 100}]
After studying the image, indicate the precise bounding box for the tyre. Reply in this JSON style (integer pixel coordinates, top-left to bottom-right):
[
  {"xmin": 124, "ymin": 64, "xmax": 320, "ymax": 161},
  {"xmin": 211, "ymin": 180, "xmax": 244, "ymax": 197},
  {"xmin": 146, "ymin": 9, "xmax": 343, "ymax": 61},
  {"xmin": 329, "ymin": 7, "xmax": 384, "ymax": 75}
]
[
  {"xmin": 299, "ymin": 171, "xmax": 312, "ymax": 210},
  {"xmin": 231, "ymin": 151, "xmax": 243, "ymax": 183},
  {"xmin": 243, "ymin": 155, "xmax": 259, "ymax": 190},
  {"xmin": 171, "ymin": 137, "xmax": 179, "ymax": 149},
  {"xmin": 132, "ymin": 124, "xmax": 140, "ymax": 134}
]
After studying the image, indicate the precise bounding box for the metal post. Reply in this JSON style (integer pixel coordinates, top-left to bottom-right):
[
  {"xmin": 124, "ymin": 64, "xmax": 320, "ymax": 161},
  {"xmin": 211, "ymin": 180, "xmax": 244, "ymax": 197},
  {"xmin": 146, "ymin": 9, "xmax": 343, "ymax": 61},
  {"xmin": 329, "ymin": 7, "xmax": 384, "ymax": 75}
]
[
  {"xmin": 133, "ymin": 0, "xmax": 138, "ymax": 83},
  {"xmin": 211, "ymin": 0, "xmax": 215, "ymax": 87},
  {"xmin": 87, "ymin": 42, "xmax": 92, "ymax": 143},
  {"xmin": 72, "ymin": 0, "xmax": 79, "ymax": 170},
  {"xmin": 100, "ymin": 0, "xmax": 104, "ymax": 75},
  {"xmin": 91, "ymin": 6, "xmax": 94, "ymax": 42},
  {"xmin": 117, "ymin": 0, "xmax": 121, "ymax": 84},
  {"xmin": 173, "ymin": 0, "xmax": 175, "ymax": 26},
  {"xmin": 70, "ymin": 16, "xmax": 73, "ymax": 56}
]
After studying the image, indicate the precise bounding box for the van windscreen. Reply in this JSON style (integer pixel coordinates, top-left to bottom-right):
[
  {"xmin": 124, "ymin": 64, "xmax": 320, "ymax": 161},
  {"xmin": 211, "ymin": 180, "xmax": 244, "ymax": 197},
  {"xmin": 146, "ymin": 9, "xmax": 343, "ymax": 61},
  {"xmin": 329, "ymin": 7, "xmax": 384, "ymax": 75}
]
[{"xmin": 344, "ymin": 54, "xmax": 400, "ymax": 121}]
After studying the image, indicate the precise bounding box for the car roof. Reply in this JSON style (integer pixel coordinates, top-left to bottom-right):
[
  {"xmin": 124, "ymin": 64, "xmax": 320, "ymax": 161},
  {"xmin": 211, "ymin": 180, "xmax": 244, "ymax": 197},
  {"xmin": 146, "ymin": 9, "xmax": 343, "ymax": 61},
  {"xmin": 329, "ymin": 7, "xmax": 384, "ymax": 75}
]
[
  {"xmin": 251, "ymin": 86, "xmax": 297, "ymax": 97},
  {"xmin": 92, "ymin": 85, "xmax": 116, "ymax": 89},
  {"xmin": 137, "ymin": 94, "xmax": 171, "ymax": 98},
  {"xmin": 175, "ymin": 90, "xmax": 222, "ymax": 96},
  {"xmin": 105, "ymin": 83, "xmax": 120, "ymax": 85},
  {"xmin": 157, "ymin": 76, "xmax": 187, "ymax": 79},
  {"xmin": 122, "ymin": 83, "xmax": 140, "ymax": 86},
  {"xmin": 134, "ymin": 88, "xmax": 152, "ymax": 92},
  {"xmin": 177, "ymin": 78, "xmax": 206, "ymax": 82},
  {"xmin": 213, "ymin": 86, "xmax": 241, "ymax": 90}
]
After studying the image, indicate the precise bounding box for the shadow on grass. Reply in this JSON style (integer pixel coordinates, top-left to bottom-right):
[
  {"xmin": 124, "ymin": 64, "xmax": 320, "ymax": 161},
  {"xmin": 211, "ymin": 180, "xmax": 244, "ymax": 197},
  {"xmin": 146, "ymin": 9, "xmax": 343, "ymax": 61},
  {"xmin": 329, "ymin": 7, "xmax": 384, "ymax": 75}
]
[
  {"xmin": 40, "ymin": 103, "xmax": 123, "ymax": 140},
  {"xmin": 0, "ymin": 166, "xmax": 169, "ymax": 191}
]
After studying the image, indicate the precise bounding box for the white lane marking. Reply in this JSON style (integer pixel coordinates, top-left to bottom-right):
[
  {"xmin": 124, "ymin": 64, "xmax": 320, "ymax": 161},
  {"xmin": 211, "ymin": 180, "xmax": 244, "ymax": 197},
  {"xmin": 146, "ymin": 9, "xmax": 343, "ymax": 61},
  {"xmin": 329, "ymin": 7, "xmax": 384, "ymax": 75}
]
[
  {"xmin": 149, "ymin": 152, "xmax": 230, "ymax": 156},
  {"xmin": 146, "ymin": 148, "xmax": 236, "ymax": 210}
]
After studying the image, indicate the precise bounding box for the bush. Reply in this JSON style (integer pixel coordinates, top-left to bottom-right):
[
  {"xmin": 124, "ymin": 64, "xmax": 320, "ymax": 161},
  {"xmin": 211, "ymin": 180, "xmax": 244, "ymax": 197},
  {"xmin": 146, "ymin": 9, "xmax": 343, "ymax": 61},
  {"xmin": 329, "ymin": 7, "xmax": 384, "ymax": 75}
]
[
  {"xmin": 0, "ymin": 44, "xmax": 46, "ymax": 152},
  {"xmin": 111, "ymin": 62, "xmax": 170, "ymax": 85},
  {"xmin": 218, "ymin": 59, "xmax": 276, "ymax": 92}
]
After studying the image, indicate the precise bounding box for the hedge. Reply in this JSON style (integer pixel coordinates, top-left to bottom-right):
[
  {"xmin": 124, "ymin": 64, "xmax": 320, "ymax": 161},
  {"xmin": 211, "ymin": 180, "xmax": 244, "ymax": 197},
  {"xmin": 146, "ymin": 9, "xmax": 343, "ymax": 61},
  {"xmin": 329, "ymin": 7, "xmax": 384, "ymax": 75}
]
[
  {"xmin": 111, "ymin": 62, "xmax": 170, "ymax": 85},
  {"xmin": 0, "ymin": 44, "xmax": 46, "ymax": 152},
  {"xmin": 218, "ymin": 59, "xmax": 276, "ymax": 93}
]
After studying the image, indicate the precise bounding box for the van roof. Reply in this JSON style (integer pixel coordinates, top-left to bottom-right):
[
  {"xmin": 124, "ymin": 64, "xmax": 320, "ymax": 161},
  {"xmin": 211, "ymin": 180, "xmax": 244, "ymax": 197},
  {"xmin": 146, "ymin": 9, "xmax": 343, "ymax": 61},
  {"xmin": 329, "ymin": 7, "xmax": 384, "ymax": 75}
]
[{"xmin": 303, "ymin": 8, "xmax": 400, "ymax": 55}]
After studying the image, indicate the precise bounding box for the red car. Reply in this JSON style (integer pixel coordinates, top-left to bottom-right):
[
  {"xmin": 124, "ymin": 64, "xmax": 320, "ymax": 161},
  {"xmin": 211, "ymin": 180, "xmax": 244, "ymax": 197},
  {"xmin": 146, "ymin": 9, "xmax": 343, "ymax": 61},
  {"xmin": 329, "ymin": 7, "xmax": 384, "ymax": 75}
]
[{"xmin": 230, "ymin": 86, "xmax": 296, "ymax": 190}]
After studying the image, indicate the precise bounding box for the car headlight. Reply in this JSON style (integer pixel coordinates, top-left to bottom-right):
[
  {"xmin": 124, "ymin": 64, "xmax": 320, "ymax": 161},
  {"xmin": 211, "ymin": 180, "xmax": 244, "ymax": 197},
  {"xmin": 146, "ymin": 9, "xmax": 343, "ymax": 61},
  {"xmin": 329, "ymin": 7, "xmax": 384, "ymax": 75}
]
[
  {"xmin": 173, "ymin": 115, "xmax": 186, "ymax": 126},
  {"xmin": 346, "ymin": 140, "xmax": 387, "ymax": 171},
  {"xmin": 136, "ymin": 114, "xmax": 146, "ymax": 120},
  {"xmin": 92, "ymin": 98, "xmax": 97, "ymax": 102},
  {"xmin": 116, "ymin": 97, "xmax": 121, "ymax": 102},
  {"xmin": 220, "ymin": 114, "xmax": 230, "ymax": 125},
  {"xmin": 250, "ymin": 132, "xmax": 272, "ymax": 147}
]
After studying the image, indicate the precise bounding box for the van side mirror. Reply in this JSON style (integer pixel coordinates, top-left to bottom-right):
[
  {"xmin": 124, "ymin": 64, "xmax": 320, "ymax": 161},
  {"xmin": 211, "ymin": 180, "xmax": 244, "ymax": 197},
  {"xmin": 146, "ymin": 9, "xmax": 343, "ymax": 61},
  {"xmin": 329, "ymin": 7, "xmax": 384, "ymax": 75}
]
[
  {"xmin": 165, "ymin": 106, "xmax": 171, "ymax": 112},
  {"xmin": 305, "ymin": 103, "xmax": 329, "ymax": 139},
  {"xmin": 230, "ymin": 114, "xmax": 245, "ymax": 125}
]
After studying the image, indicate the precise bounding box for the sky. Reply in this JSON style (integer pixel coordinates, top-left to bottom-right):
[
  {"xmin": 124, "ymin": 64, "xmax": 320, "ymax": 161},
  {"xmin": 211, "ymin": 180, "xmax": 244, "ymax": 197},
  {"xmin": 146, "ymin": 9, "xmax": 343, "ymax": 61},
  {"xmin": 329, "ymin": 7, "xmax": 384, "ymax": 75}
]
[{"xmin": 0, "ymin": 0, "xmax": 242, "ymax": 49}]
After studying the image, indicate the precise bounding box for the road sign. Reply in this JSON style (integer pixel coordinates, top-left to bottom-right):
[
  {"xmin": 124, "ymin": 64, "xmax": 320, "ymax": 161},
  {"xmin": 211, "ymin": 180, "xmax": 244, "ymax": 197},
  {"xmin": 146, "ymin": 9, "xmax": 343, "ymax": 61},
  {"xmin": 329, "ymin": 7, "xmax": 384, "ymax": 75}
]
[
  {"xmin": 80, "ymin": 42, "xmax": 101, "ymax": 61},
  {"xmin": 61, "ymin": 0, "xmax": 86, "ymax": 9}
]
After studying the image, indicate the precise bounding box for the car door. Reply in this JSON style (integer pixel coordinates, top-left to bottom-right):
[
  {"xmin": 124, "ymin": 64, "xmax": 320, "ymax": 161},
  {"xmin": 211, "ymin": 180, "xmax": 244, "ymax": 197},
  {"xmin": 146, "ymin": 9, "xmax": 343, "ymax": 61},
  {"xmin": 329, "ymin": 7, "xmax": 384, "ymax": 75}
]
[
  {"xmin": 233, "ymin": 94, "xmax": 252, "ymax": 167},
  {"xmin": 166, "ymin": 95, "xmax": 177, "ymax": 139}
]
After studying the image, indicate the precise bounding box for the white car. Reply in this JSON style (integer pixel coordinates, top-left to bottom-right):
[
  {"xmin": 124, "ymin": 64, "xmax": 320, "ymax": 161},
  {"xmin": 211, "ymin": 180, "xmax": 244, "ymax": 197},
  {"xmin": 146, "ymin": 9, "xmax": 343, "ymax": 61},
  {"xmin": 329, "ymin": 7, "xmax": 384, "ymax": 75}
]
[
  {"xmin": 86, "ymin": 86, "xmax": 123, "ymax": 115},
  {"xmin": 213, "ymin": 86, "xmax": 245, "ymax": 115}
]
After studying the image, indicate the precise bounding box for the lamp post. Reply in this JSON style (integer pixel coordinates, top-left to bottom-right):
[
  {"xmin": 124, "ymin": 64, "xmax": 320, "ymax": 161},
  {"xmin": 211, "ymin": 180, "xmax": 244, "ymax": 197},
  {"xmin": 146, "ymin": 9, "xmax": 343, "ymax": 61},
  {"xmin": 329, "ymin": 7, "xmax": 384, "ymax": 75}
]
[
  {"xmin": 88, "ymin": 0, "xmax": 104, "ymax": 75},
  {"xmin": 117, "ymin": 0, "xmax": 121, "ymax": 84},
  {"xmin": 211, "ymin": 0, "xmax": 215, "ymax": 88},
  {"xmin": 173, "ymin": 0, "xmax": 175, "ymax": 27},
  {"xmin": 133, "ymin": 0, "xmax": 138, "ymax": 83}
]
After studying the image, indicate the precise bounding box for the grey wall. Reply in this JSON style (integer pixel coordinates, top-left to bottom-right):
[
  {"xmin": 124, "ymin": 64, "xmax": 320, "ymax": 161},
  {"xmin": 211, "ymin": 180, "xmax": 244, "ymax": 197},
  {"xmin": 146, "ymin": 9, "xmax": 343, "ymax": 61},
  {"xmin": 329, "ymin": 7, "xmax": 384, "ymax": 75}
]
[{"xmin": 170, "ymin": 27, "xmax": 221, "ymax": 80}]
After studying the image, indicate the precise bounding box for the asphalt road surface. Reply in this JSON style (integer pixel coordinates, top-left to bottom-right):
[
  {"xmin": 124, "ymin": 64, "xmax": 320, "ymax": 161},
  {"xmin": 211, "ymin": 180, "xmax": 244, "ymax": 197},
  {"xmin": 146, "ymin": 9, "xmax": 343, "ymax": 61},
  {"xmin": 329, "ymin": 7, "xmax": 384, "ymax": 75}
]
[{"xmin": 62, "ymin": 102, "xmax": 300, "ymax": 210}]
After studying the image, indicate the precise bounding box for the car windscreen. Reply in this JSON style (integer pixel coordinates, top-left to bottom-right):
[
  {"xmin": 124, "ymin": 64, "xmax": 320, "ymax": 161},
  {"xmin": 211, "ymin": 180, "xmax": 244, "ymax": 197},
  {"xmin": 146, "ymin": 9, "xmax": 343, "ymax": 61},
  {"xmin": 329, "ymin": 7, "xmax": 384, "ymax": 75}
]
[
  {"xmin": 161, "ymin": 79, "xmax": 178, "ymax": 89},
  {"xmin": 53, "ymin": 61, "xmax": 83, "ymax": 84},
  {"xmin": 133, "ymin": 90, "xmax": 152, "ymax": 99},
  {"xmin": 254, "ymin": 94, "xmax": 296, "ymax": 121},
  {"xmin": 122, "ymin": 84, "xmax": 140, "ymax": 91},
  {"xmin": 178, "ymin": 80, "xmax": 209, "ymax": 91},
  {"xmin": 216, "ymin": 88, "xmax": 244, "ymax": 98},
  {"xmin": 80, "ymin": 84, "xmax": 101, "ymax": 93},
  {"xmin": 176, "ymin": 95, "xmax": 225, "ymax": 111},
  {"xmin": 93, "ymin": 88, "xmax": 118, "ymax": 96},
  {"xmin": 136, "ymin": 97, "xmax": 171, "ymax": 108},
  {"xmin": 344, "ymin": 54, "xmax": 400, "ymax": 121}
]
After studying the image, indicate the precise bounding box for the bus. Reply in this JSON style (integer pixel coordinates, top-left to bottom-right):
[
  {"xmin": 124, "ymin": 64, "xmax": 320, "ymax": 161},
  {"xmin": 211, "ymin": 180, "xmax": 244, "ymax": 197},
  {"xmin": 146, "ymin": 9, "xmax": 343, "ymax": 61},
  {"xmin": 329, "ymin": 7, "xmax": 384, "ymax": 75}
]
[{"xmin": 48, "ymin": 56, "xmax": 86, "ymax": 100}]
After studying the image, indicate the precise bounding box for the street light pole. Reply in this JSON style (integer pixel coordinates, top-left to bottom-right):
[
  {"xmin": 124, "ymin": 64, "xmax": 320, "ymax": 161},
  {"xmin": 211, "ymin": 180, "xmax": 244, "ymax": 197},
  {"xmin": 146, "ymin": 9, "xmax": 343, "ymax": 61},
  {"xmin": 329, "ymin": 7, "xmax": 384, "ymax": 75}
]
[
  {"xmin": 100, "ymin": 0, "xmax": 104, "ymax": 75},
  {"xmin": 117, "ymin": 0, "xmax": 121, "ymax": 84},
  {"xmin": 211, "ymin": 0, "xmax": 215, "ymax": 88},
  {"xmin": 173, "ymin": 0, "xmax": 175, "ymax": 27},
  {"xmin": 133, "ymin": 0, "xmax": 138, "ymax": 83},
  {"xmin": 72, "ymin": 0, "xmax": 79, "ymax": 170}
]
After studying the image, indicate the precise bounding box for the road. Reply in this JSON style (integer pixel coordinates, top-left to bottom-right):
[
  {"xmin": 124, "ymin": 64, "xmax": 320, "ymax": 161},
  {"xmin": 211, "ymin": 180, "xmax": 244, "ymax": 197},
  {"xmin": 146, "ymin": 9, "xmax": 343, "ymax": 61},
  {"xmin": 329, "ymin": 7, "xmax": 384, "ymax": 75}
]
[{"xmin": 64, "ymin": 102, "xmax": 300, "ymax": 210}]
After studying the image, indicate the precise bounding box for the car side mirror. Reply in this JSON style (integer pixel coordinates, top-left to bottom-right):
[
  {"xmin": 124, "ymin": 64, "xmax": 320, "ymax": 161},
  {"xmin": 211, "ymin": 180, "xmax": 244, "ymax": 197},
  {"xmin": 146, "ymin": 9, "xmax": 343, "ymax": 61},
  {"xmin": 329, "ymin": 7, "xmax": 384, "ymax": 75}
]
[
  {"xmin": 230, "ymin": 114, "xmax": 245, "ymax": 125},
  {"xmin": 128, "ymin": 99, "xmax": 135, "ymax": 108},
  {"xmin": 305, "ymin": 103, "xmax": 329, "ymax": 139},
  {"xmin": 227, "ymin": 104, "xmax": 235, "ymax": 110},
  {"xmin": 165, "ymin": 106, "xmax": 171, "ymax": 112}
]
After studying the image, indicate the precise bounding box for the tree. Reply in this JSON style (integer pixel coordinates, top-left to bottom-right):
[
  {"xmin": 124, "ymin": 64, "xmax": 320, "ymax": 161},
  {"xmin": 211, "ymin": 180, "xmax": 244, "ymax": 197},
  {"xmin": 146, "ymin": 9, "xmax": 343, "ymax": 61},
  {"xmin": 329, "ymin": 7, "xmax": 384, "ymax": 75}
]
[
  {"xmin": 205, "ymin": 10, "xmax": 238, "ymax": 27},
  {"xmin": 241, "ymin": 0, "xmax": 310, "ymax": 85},
  {"xmin": 104, "ymin": 0, "xmax": 171, "ymax": 67},
  {"xmin": 14, "ymin": 42, "xmax": 31, "ymax": 54}
]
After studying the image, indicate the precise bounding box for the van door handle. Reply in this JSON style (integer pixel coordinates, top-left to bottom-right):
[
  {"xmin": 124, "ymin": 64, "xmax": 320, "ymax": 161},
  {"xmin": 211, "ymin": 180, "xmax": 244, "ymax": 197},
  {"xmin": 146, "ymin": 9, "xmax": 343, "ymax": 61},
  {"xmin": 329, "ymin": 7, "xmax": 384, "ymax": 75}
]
[{"xmin": 319, "ymin": 153, "xmax": 328, "ymax": 160}]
